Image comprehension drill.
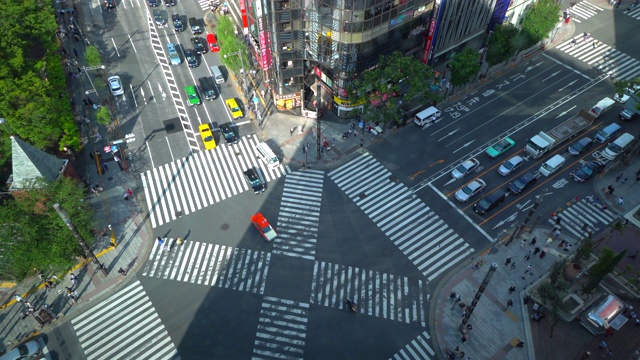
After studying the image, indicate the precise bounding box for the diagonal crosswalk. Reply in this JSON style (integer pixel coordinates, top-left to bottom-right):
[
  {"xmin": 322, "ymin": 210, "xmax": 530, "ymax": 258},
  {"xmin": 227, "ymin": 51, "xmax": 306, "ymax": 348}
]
[
  {"xmin": 328, "ymin": 153, "xmax": 473, "ymax": 281},
  {"xmin": 252, "ymin": 296, "xmax": 309, "ymax": 359},
  {"xmin": 141, "ymin": 239, "xmax": 270, "ymax": 294},
  {"xmin": 71, "ymin": 280, "xmax": 180, "ymax": 360},
  {"xmin": 390, "ymin": 331, "xmax": 436, "ymax": 360},
  {"xmin": 549, "ymin": 198, "xmax": 618, "ymax": 239},
  {"xmin": 556, "ymin": 35, "xmax": 640, "ymax": 81},
  {"xmin": 567, "ymin": 1, "xmax": 603, "ymax": 23},
  {"xmin": 311, "ymin": 261, "xmax": 428, "ymax": 326},
  {"xmin": 625, "ymin": 5, "xmax": 640, "ymax": 20},
  {"xmin": 273, "ymin": 170, "xmax": 325, "ymax": 261},
  {"xmin": 141, "ymin": 134, "xmax": 290, "ymax": 228}
]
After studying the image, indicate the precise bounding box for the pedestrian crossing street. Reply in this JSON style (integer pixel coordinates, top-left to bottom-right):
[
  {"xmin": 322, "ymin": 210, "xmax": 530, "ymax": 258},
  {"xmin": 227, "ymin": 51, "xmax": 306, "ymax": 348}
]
[
  {"xmin": 567, "ymin": 1, "xmax": 603, "ymax": 23},
  {"xmin": 328, "ymin": 153, "xmax": 474, "ymax": 282},
  {"xmin": 272, "ymin": 170, "xmax": 325, "ymax": 261},
  {"xmin": 625, "ymin": 5, "xmax": 640, "ymax": 21},
  {"xmin": 556, "ymin": 35, "xmax": 640, "ymax": 81},
  {"xmin": 252, "ymin": 296, "xmax": 309, "ymax": 359},
  {"xmin": 71, "ymin": 280, "xmax": 179, "ymax": 360},
  {"xmin": 142, "ymin": 239, "xmax": 270, "ymax": 294},
  {"xmin": 141, "ymin": 134, "xmax": 290, "ymax": 228},
  {"xmin": 311, "ymin": 261, "xmax": 428, "ymax": 326},
  {"xmin": 549, "ymin": 198, "xmax": 618, "ymax": 239},
  {"xmin": 390, "ymin": 331, "xmax": 436, "ymax": 360}
]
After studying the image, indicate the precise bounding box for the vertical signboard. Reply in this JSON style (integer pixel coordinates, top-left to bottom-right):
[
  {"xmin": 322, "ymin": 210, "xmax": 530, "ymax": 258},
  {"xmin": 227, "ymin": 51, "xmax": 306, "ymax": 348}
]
[{"xmin": 239, "ymin": 0, "xmax": 249, "ymax": 29}]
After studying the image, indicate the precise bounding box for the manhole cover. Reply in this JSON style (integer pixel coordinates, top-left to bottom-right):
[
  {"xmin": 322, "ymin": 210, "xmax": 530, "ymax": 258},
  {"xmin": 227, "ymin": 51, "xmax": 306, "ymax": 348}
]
[
  {"xmin": 389, "ymin": 175, "xmax": 398, "ymax": 183},
  {"xmin": 221, "ymin": 223, "xmax": 230, "ymax": 230},
  {"xmin": 358, "ymin": 192, "xmax": 367, "ymax": 200}
]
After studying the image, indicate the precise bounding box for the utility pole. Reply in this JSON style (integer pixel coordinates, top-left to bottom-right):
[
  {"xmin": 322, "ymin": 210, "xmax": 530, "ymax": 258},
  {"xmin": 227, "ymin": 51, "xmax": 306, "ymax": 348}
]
[
  {"xmin": 460, "ymin": 262, "xmax": 497, "ymax": 331},
  {"xmin": 54, "ymin": 203, "xmax": 108, "ymax": 277},
  {"xmin": 506, "ymin": 188, "xmax": 548, "ymax": 246}
]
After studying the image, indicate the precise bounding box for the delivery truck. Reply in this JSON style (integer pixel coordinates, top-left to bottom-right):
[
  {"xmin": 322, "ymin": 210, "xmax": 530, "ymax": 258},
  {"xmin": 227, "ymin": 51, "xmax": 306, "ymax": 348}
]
[{"xmin": 524, "ymin": 110, "xmax": 595, "ymax": 158}]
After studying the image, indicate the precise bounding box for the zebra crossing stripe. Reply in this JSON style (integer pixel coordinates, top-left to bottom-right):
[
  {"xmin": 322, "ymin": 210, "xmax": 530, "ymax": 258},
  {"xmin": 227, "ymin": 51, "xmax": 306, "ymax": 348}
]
[
  {"xmin": 391, "ymin": 331, "xmax": 436, "ymax": 359},
  {"xmin": 549, "ymin": 199, "xmax": 616, "ymax": 239},
  {"xmin": 627, "ymin": 7, "xmax": 640, "ymax": 19},
  {"xmin": 329, "ymin": 153, "xmax": 473, "ymax": 281},
  {"xmin": 311, "ymin": 261, "xmax": 428, "ymax": 325},
  {"xmin": 141, "ymin": 134, "xmax": 290, "ymax": 228},
  {"xmin": 252, "ymin": 296, "xmax": 309, "ymax": 359},
  {"xmin": 557, "ymin": 36, "xmax": 640, "ymax": 81},
  {"xmin": 142, "ymin": 241, "xmax": 271, "ymax": 294},
  {"xmin": 71, "ymin": 281, "xmax": 179, "ymax": 360}
]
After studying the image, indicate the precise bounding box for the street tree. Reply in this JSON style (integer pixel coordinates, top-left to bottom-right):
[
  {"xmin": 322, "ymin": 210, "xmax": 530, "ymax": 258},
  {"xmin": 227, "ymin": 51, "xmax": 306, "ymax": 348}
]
[
  {"xmin": 217, "ymin": 16, "xmax": 250, "ymax": 74},
  {"xmin": 0, "ymin": 177, "xmax": 94, "ymax": 281},
  {"xmin": 520, "ymin": 0, "xmax": 561, "ymax": 46},
  {"xmin": 95, "ymin": 106, "xmax": 112, "ymax": 126},
  {"xmin": 450, "ymin": 48, "xmax": 481, "ymax": 88},
  {"xmin": 582, "ymin": 247, "xmax": 626, "ymax": 294},
  {"xmin": 347, "ymin": 51, "xmax": 438, "ymax": 125},
  {"xmin": 84, "ymin": 46, "xmax": 102, "ymax": 68},
  {"xmin": 486, "ymin": 24, "xmax": 519, "ymax": 66}
]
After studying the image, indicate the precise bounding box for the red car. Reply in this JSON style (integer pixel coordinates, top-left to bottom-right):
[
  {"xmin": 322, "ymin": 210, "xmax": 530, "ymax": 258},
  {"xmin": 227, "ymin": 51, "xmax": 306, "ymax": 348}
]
[
  {"xmin": 207, "ymin": 33, "xmax": 220, "ymax": 52},
  {"xmin": 251, "ymin": 213, "xmax": 277, "ymax": 241}
]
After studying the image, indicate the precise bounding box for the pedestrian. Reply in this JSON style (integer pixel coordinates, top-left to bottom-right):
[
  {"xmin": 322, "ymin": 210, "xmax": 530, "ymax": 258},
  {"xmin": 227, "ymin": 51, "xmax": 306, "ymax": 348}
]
[
  {"xmin": 571, "ymin": 38, "xmax": 578, "ymax": 46},
  {"xmin": 87, "ymin": 97, "xmax": 94, "ymax": 106},
  {"xmin": 520, "ymin": 239, "xmax": 526, "ymax": 247},
  {"xmin": 73, "ymin": 48, "xmax": 79, "ymax": 57},
  {"xmin": 449, "ymin": 291, "xmax": 457, "ymax": 300},
  {"xmin": 617, "ymin": 197, "xmax": 623, "ymax": 205},
  {"xmin": 604, "ymin": 327, "xmax": 614, "ymax": 337},
  {"xmin": 524, "ymin": 250, "xmax": 531, "ymax": 260},
  {"xmin": 504, "ymin": 257, "xmax": 512, "ymax": 266},
  {"xmin": 524, "ymin": 264, "xmax": 532, "ymax": 274},
  {"xmin": 508, "ymin": 286, "xmax": 516, "ymax": 294},
  {"xmin": 533, "ymin": 247, "xmax": 541, "ymax": 255},
  {"xmin": 602, "ymin": 204, "xmax": 608, "ymax": 212},
  {"xmin": 553, "ymin": 229, "xmax": 561, "ymax": 239},
  {"xmin": 546, "ymin": 237, "xmax": 553, "ymax": 245},
  {"xmin": 14, "ymin": 295, "xmax": 23, "ymax": 302},
  {"xmin": 123, "ymin": 192, "xmax": 129, "ymax": 200},
  {"xmin": 516, "ymin": 341, "xmax": 524, "ymax": 348},
  {"xmin": 530, "ymin": 237, "xmax": 537, "ymax": 246},
  {"xmin": 555, "ymin": 216, "xmax": 562, "ymax": 225},
  {"xmin": 82, "ymin": 98, "xmax": 89, "ymax": 106},
  {"xmin": 157, "ymin": 236, "xmax": 164, "ymax": 246},
  {"xmin": 289, "ymin": 128, "xmax": 295, "ymax": 136},
  {"xmin": 635, "ymin": 318, "xmax": 640, "ymax": 327},
  {"xmin": 506, "ymin": 299, "xmax": 513, "ymax": 307},
  {"xmin": 540, "ymin": 250, "xmax": 547, "ymax": 259},
  {"xmin": 70, "ymin": 273, "xmax": 78, "ymax": 286},
  {"xmin": 621, "ymin": 177, "xmax": 627, "ymax": 184},
  {"xmin": 580, "ymin": 351, "xmax": 591, "ymax": 359},
  {"xmin": 510, "ymin": 262, "xmax": 516, "ymax": 270},
  {"xmin": 615, "ymin": 173, "xmax": 623, "ymax": 182},
  {"xmin": 461, "ymin": 334, "xmax": 469, "ymax": 343},
  {"xmin": 598, "ymin": 341, "xmax": 607, "ymax": 349}
]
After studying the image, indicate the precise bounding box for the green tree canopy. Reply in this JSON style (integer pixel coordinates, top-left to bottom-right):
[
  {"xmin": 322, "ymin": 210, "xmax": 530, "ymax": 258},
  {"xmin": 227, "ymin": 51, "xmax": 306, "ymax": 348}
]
[
  {"xmin": 95, "ymin": 106, "xmax": 112, "ymax": 126},
  {"xmin": 486, "ymin": 24, "xmax": 519, "ymax": 66},
  {"xmin": 521, "ymin": 0, "xmax": 561, "ymax": 46},
  {"xmin": 450, "ymin": 48, "xmax": 481, "ymax": 88},
  {"xmin": 0, "ymin": 177, "xmax": 94, "ymax": 280},
  {"xmin": 582, "ymin": 247, "xmax": 625, "ymax": 294},
  {"xmin": 216, "ymin": 16, "xmax": 251, "ymax": 74},
  {"xmin": 84, "ymin": 46, "xmax": 102, "ymax": 67},
  {"xmin": 347, "ymin": 51, "xmax": 438, "ymax": 125}
]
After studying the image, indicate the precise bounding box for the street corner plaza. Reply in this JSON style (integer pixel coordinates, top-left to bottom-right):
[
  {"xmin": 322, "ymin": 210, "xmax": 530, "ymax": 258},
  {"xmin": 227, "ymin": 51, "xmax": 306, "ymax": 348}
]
[{"xmin": 141, "ymin": 134, "xmax": 291, "ymax": 228}]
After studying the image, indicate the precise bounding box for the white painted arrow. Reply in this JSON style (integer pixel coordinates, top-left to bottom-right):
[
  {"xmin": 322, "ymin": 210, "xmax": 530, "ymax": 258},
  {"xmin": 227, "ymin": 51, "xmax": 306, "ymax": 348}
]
[
  {"xmin": 492, "ymin": 212, "xmax": 520, "ymax": 230},
  {"xmin": 542, "ymin": 71, "xmax": 561, "ymax": 81},
  {"xmin": 453, "ymin": 140, "xmax": 476, "ymax": 153},
  {"xmin": 556, "ymin": 105, "xmax": 577, "ymax": 118},
  {"xmin": 557, "ymin": 80, "xmax": 578, "ymax": 92}
]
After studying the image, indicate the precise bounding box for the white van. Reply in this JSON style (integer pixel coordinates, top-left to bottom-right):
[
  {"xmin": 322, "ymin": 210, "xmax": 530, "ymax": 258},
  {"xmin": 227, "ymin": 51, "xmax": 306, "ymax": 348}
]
[
  {"xmin": 539, "ymin": 154, "xmax": 565, "ymax": 177},
  {"xmin": 256, "ymin": 142, "xmax": 280, "ymax": 169},
  {"xmin": 210, "ymin": 65, "xmax": 224, "ymax": 84},
  {"xmin": 413, "ymin": 106, "xmax": 441, "ymax": 126},
  {"xmin": 602, "ymin": 133, "xmax": 634, "ymax": 160}
]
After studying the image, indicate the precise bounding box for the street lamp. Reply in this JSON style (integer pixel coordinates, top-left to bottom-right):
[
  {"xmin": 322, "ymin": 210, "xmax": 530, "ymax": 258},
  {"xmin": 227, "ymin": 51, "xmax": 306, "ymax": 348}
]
[{"xmin": 82, "ymin": 65, "xmax": 106, "ymax": 97}]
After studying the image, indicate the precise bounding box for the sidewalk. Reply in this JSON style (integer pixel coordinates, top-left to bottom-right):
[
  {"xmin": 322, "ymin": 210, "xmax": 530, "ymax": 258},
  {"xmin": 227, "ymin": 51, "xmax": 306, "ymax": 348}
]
[
  {"xmin": 0, "ymin": 0, "xmax": 151, "ymax": 353},
  {"xmin": 431, "ymin": 155, "xmax": 640, "ymax": 359}
]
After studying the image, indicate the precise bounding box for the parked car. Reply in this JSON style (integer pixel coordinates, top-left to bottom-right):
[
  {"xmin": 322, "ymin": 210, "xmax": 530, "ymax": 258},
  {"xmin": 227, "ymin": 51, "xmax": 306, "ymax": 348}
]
[
  {"xmin": 567, "ymin": 137, "xmax": 593, "ymax": 156},
  {"xmin": 455, "ymin": 179, "xmax": 486, "ymax": 202},
  {"xmin": 485, "ymin": 137, "xmax": 515, "ymax": 158},
  {"xmin": 571, "ymin": 160, "xmax": 605, "ymax": 183},
  {"xmin": 107, "ymin": 75, "xmax": 124, "ymax": 96},
  {"xmin": 508, "ymin": 172, "xmax": 537, "ymax": 195},
  {"xmin": 198, "ymin": 123, "xmax": 216, "ymax": 150},
  {"xmin": 244, "ymin": 168, "xmax": 265, "ymax": 194},
  {"xmin": 219, "ymin": 122, "xmax": 238, "ymax": 144},
  {"xmin": 451, "ymin": 158, "xmax": 479, "ymax": 179},
  {"xmin": 497, "ymin": 155, "xmax": 524, "ymax": 176}
]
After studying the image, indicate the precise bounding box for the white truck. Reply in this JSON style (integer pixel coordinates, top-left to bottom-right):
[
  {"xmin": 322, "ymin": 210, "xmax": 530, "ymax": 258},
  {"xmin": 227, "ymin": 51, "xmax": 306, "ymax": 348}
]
[
  {"xmin": 589, "ymin": 97, "xmax": 615, "ymax": 118},
  {"xmin": 524, "ymin": 110, "xmax": 595, "ymax": 158}
]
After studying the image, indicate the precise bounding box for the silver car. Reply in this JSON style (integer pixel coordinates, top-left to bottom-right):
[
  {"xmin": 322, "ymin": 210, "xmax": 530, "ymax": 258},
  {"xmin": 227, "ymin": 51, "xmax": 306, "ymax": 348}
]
[
  {"xmin": 107, "ymin": 76, "xmax": 124, "ymax": 96},
  {"xmin": 451, "ymin": 158, "xmax": 480, "ymax": 179},
  {"xmin": 497, "ymin": 155, "xmax": 524, "ymax": 176},
  {"xmin": 455, "ymin": 179, "xmax": 486, "ymax": 202}
]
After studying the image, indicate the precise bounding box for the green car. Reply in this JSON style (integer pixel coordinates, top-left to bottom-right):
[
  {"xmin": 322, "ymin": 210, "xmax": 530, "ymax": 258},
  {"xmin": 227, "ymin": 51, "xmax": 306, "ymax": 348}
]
[
  {"xmin": 485, "ymin": 137, "xmax": 515, "ymax": 158},
  {"xmin": 185, "ymin": 85, "xmax": 201, "ymax": 106}
]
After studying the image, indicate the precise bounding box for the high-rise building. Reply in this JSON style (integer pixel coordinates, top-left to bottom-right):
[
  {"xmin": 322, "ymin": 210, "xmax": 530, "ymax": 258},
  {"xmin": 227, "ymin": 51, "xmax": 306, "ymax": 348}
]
[{"xmin": 239, "ymin": 0, "xmax": 435, "ymax": 118}]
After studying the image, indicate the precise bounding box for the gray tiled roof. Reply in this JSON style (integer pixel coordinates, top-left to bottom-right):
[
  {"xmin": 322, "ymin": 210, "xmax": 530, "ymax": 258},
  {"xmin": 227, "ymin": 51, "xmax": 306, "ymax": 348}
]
[{"xmin": 9, "ymin": 136, "xmax": 67, "ymax": 191}]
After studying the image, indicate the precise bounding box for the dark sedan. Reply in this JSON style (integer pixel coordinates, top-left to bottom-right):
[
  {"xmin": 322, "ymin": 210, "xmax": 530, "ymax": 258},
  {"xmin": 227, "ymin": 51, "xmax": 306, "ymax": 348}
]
[
  {"xmin": 567, "ymin": 137, "xmax": 593, "ymax": 156},
  {"xmin": 244, "ymin": 168, "xmax": 265, "ymax": 194},
  {"xmin": 572, "ymin": 160, "xmax": 605, "ymax": 183}
]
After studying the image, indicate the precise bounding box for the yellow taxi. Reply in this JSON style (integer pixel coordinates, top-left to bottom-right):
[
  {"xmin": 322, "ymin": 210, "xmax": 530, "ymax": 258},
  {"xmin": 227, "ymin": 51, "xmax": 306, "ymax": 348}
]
[
  {"xmin": 225, "ymin": 98, "xmax": 243, "ymax": 119},
  {"xmin": 198, "ymin": 123, "xmax": 216, "ymax": 150}
]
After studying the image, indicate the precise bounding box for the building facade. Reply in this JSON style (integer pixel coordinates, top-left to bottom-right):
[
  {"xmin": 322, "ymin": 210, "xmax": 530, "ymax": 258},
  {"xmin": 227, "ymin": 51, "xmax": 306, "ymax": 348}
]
[{"xmin": 238, "ymin": 0, "xmax": 436, "ymax": 117}]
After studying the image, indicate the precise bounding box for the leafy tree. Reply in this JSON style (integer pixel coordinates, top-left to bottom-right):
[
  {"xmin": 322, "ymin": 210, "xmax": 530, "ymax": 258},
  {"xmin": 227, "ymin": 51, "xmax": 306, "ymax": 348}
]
[
  {"xmin": 582, "ymin": 247, "xmax": 626, "ymax": 294},
  {"xmin": 84, "ymin": 46, "xmax": 102, "ymax": 67},
  {"xmin": 572, "ymin": 237, "xmax": 593, "ymax": 263},
  {"xmin": 95, "ymin": 106, "xmax": 112, "ymax": 126},
  {"xmin": 347, "ymin": 51, "xmax": 438, "ymax": 125},
  {"xmin": 450, "ymin": 48, "xmax": 481, "ymax": 88},
  {"xmin": 549, "ymin": 259, "xmax": 567, "ymax": 286},
  {"xmin": 216, "ymin": 16, "xmax": 250, "ymax": 74},
  {"xmin": 0, "ymin": 177, "xmax": 94, "ymax": 280},
  {"xmin": 486, "ymin": 24, "xmax": 519, "ymax": 66},
  {"xmin": 521, "ymin": 0, "xmax": 561, "ymax": 46}
]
